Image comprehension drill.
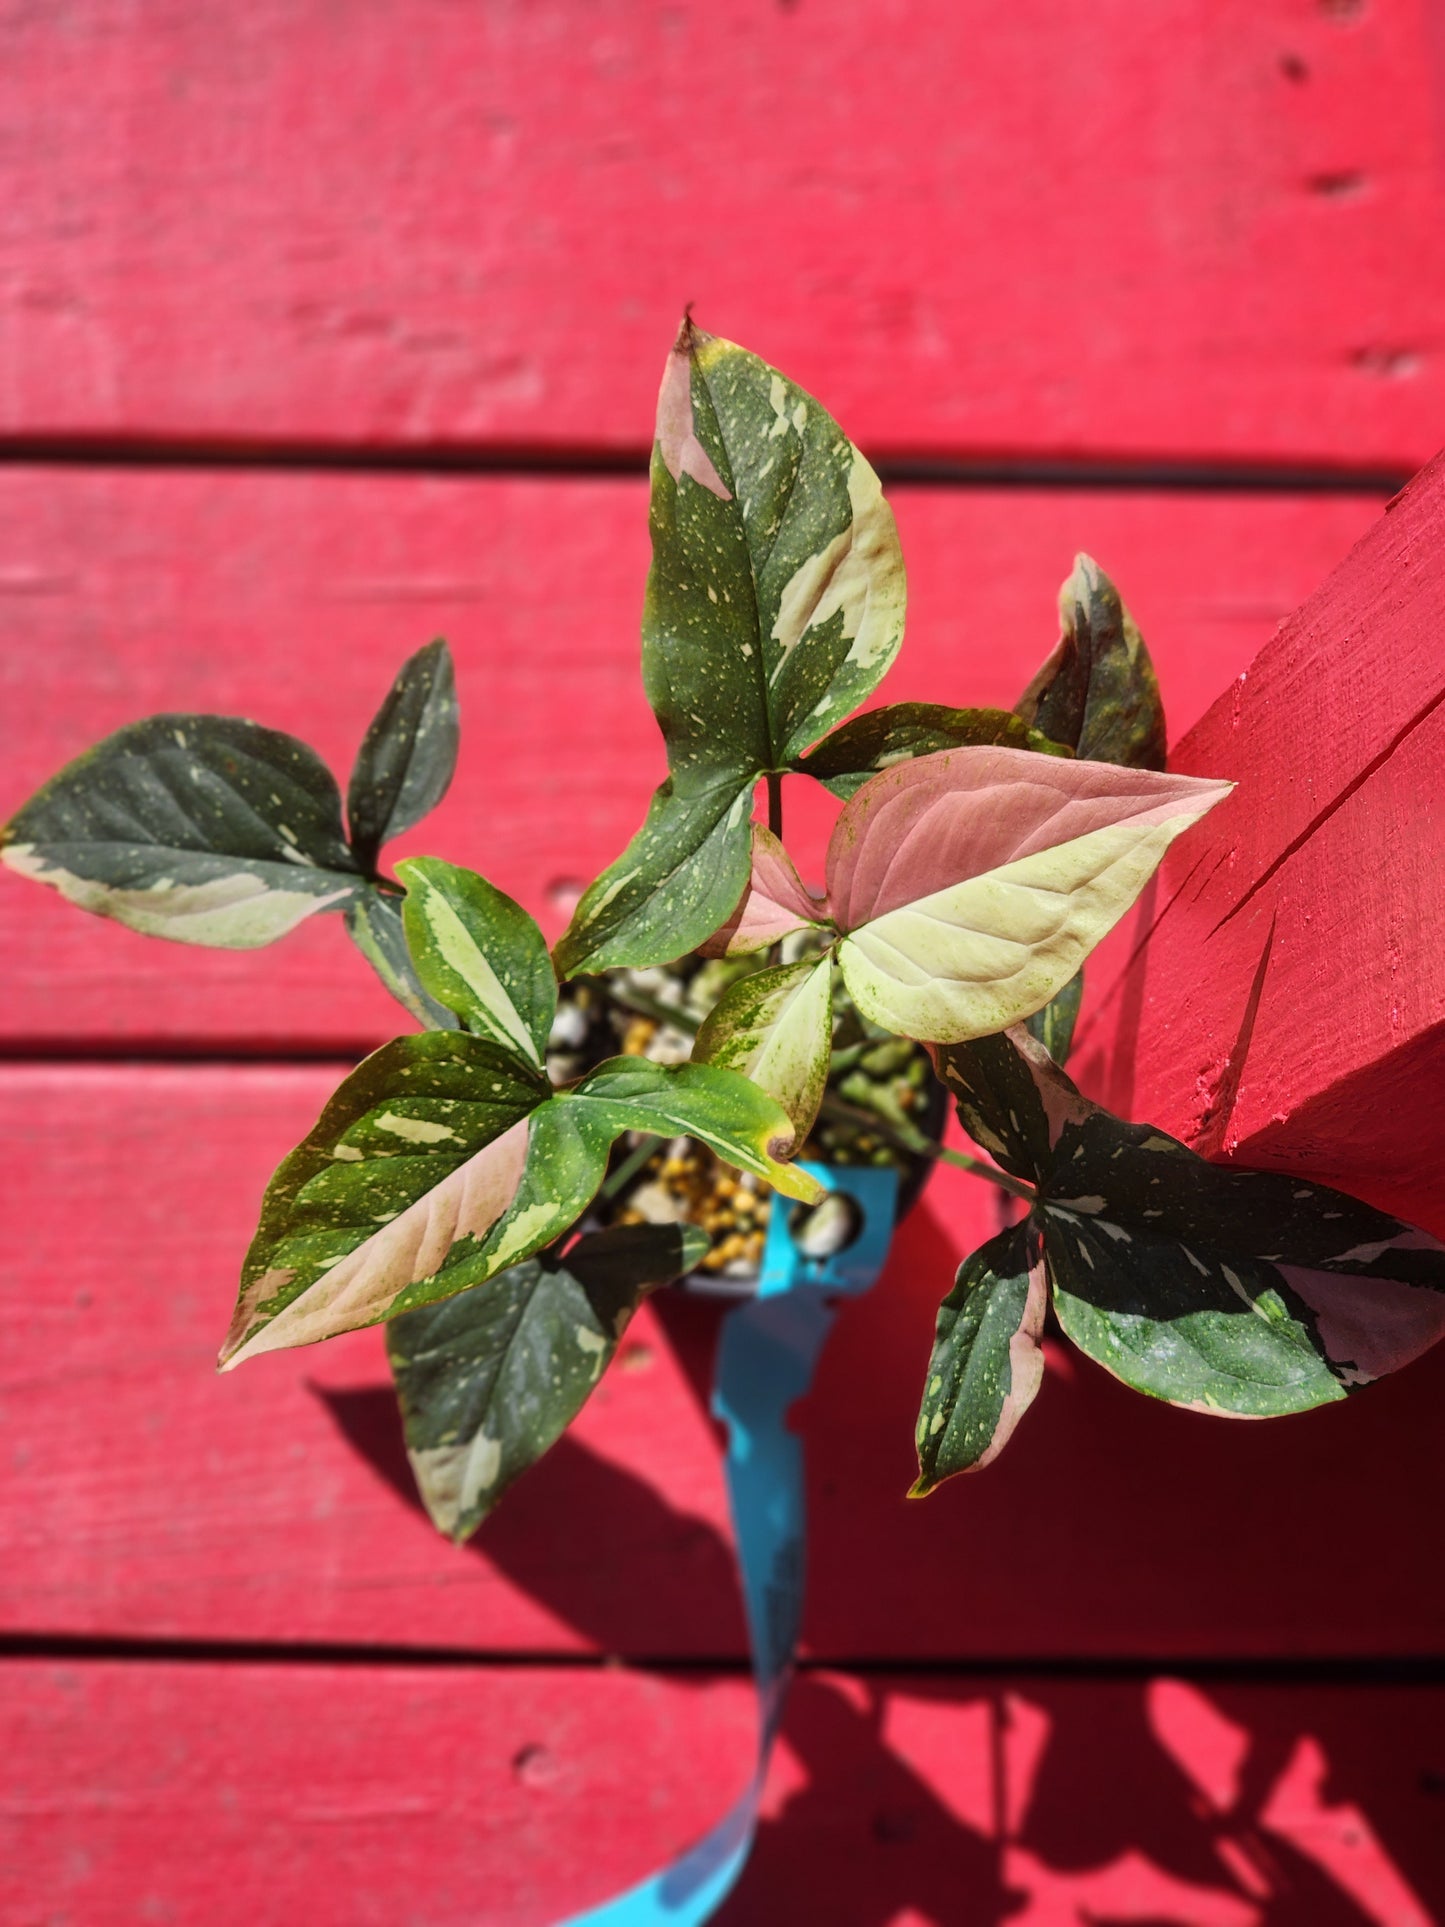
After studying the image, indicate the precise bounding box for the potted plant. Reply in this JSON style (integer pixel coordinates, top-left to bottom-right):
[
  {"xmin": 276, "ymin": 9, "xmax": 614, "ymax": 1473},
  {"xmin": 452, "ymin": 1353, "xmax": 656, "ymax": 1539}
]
[{"xmin": 6, "ymin": 320, "xmax": 1443, "ymax": 1919}]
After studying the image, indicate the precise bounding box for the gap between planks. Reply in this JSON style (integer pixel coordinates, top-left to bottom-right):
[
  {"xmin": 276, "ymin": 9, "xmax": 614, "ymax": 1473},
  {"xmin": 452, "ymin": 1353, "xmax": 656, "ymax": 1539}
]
[
  {"xmin": 3, "ymin": 1635, "xmax": 1442, "ymax": 1687},
  {"xmin": 0, "ymin": 435, "xmax": 1408, "ymax": 496}
]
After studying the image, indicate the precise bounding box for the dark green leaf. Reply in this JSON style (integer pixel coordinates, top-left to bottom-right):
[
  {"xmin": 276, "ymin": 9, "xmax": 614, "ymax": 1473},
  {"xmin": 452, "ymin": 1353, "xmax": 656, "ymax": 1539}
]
[
  {"xmin": 389, "ymin": 1221, "xmax": 709, "ymax": 1541},
  {"xmin": 1047, "ymin": 1212, "xmax": 1346, "ymax": 1416},
  {"xmin": 2, "ymin": 714, "xmax": 361, "ymax": 948},
  {"xmin": 912, "ymin": 1221, "xmax": 1047, "ymax": 1492},
  {"xmin": 397, "ymin": 857, "xmax": 556, "ymax": 1065},
  {"xmin": 797, "ymin": 704, "xmax": 1066, "ymax": 800},
  {"xmin": 1024, "ymin": 968, "xmax": 1083, "ymax": 1066},
  {"xmin": 1015, "ymin": 555, "xmax": 1167, "ymax": 770},
  {"xmin": 936, "ymin": 1030, "xmax": 1445, "ymax": 1427},
  {"xmin": 929, "ymin": 1030, "xmax": 1059, "ymax": 1183},
  {"xmin": 347, "ymin": 640, "xmax": 459, "ymax": 872},
  {"xmin": 552, "ymin": 775, "xmax": 755, "ymax": 977},
  {"xmin": 344, "ymin": 887, "xmax": 460, "ymax": 1031}
]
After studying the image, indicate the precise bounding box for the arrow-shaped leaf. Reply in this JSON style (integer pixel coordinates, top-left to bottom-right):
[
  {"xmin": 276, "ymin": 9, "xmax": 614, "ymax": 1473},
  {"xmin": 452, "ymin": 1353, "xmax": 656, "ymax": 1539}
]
[
  {"xmin": 693, "ymin": 954, "xmax": 835, "ymax": 1141},
  {"xmin": 397, "ymin": 857, "xmax": 556, "ymax": 1065},
  {"xmin": 1015, "ymin": 555, "xmax": 1166, "ymax": 770},
  {"xmin": 914, "ymin": 1028, "xmax": 1445, "ymax": 1485},
  {"xmin": 832, "ymin": 749, "xmax": 1229, "ymax": 1043},
  {"xmin": 2, "ymin": 715, "xmax": 362, "ymax": 947},
  {"xmin": 389, "ymin": 1221, "xmax": 709, "ymax": 1542},
  {"xmin": 710, "ymin": 746, "xmax": 1229, "ymax": 1047},
  {"xmin": 911, "ymin": 1221, "xmax": 1047, "ymax": 1490},
  {"xmin": 555, "ymin": 319, "xmax": 906, "ymax": 976},
  {"xmin": 347, "ymin": 639, "xmax": 459, "ymax": 872}
]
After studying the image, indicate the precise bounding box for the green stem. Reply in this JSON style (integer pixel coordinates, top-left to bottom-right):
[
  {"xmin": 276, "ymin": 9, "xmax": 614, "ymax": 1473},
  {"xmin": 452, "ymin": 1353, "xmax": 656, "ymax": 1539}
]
[
  {"xmin": 766, "ymin": 771, "xmax": 784, "ymax": 840},
  {"xmin": 608, "ymin": 985, "xmax": 700, "ymax": 1033},
  {"xmin": 817, "ymin": 1092, "xmax": 1035, "ymax": 1202},
  {"xmin": 601, "ymin": 1134, "xmax": 666, "ymax": 1201}
]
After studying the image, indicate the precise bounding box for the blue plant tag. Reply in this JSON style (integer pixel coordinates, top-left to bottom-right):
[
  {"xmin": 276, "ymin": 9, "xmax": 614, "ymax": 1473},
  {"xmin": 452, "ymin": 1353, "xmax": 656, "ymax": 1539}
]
[{"xmin": 560, "ymin": 1163, "xmax": 899, "ymax": 1926}]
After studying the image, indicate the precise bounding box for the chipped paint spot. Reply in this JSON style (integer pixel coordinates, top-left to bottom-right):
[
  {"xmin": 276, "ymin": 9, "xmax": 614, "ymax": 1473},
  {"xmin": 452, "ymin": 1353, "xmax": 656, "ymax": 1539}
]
[
  {"xmin": 929, "ymin": 1410, "xmax": 944, "ymax": 1435},
  {"xmin": 1052, "ymin": 1195, "xmax": 1105, "ymax": 1214},
  {"xmin": 331, "ymin": 1144, "xmax": 364, "ymax": 1162}
]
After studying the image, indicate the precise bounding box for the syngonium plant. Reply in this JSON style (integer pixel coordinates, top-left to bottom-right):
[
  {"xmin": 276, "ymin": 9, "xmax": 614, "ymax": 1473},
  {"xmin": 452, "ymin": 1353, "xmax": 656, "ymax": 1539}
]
[{"xmin": 6, "ymin": 319, "xmax": 1445, "ymax": 1546}]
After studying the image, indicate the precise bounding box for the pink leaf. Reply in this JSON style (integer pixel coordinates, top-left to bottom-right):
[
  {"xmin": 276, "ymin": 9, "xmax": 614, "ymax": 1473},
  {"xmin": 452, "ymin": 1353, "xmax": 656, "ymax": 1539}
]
[
  {"xmin": 824, "ymin": 745, "xmax": 1233, "ymax": 932},
  {"xmin": 701, "ymin": 824, "xmax": 832, "ymax": 957}
]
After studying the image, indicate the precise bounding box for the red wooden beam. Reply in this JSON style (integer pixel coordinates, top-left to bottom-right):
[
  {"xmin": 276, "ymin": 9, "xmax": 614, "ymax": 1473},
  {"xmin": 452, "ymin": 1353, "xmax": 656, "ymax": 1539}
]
[
  {"xmin": 1074, "ymin": 450, "xmax": 1445, "ymax": 1242},
  {"xmin": 3, "ymin": 1660, "xmax": 1441, "ymax": 1925},
  {"xmin": 2, "ymin": 1, "xmax": 1442, "ymax": 467}
]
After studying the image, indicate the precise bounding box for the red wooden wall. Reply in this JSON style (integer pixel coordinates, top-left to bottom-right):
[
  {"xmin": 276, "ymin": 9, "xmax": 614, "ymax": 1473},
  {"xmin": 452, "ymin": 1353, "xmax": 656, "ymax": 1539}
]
[{"xmin": 3, "ymin": 5, "xmax": 1445, "ymax": 1922}]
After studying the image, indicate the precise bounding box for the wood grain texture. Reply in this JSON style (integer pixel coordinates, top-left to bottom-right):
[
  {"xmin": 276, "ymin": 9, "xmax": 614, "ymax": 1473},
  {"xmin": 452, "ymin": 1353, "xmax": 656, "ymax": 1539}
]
[
  {"xmin": 3, "ymin": 2, "xmax": 1443, "ymax": 466},
  {"xmin": 3, "ymin": 1065, "xmax": 1442, "ymax": 1659},
  {"xmin": 1073, "ymin": 452, "xmax": 1445, "ymax": 1240},
  {"xmin": 0, "ymin": 467, "xmax": 1383, "ymax": 1045},
  {"xmin": 3, "ymin": 1660, "xmax": 1441, "ymax": 1926}
]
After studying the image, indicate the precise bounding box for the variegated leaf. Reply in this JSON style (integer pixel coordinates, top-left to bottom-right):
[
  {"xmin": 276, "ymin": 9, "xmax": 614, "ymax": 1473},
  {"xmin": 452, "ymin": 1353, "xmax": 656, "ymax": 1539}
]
[
  {"xmin": 554, "ymin": 319, "xmax": 905, "ymax": 975},
  {"xmin": 347, "ymin": 639, "xmax": 459, "ymax": 871},
  {"xmin": 221, "ymin": 1047, "xmax": 819, "ymax": 1368},
  {"xmin": 220, "ymin": 1031, "xmax": 549, "ymax": 1368},
  {"xmin": 797, "ymin": 703, "xmax": 1066, "ymax": 800},
  {"xmin": 1, "ymin": 715, "xmax": 361, "ymax": 947},
  {"xmin": 700, "ymin": 825, "xmax": 832, "ymax": 958},
  {"xmin": 398, "ymin": 857, "xmax": 555, "ymax": 1065},
  {"xmin": 911, "ymin": 1221, "xmax": 1047, "ymax": 1491},
  {"xmin": 1015, "ymin": 555, "xmax": 1167, "ymax": 770},
  {"xmin": 927, "ymin": 1028, "xmax": 1445, "ymax": 1451},
  {"xmin": 552, "ymin": 776, "xmax": 754, "ymax": 978},
  {"xmin": 344, "ymin": 887, "xmax": 459, "ymax": 1031},
  {"xmin": 829, "ymin": 746, "xmax": 1230, "ymax": 1043},
  {"xmin": 693, "ymin": 954, "xmax": 834, "ymax": 1140},
  {"xmin": 389, "ymin": 1221, "xmax": 709, "ymax": 1542}
]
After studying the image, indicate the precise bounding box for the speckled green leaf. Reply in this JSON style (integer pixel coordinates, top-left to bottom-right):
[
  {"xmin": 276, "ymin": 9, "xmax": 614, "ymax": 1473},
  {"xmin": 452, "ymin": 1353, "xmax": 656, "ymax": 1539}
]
[
  {"xmin": 389, "ymin": 1221, "xmax": 709, "ymax": 1542},
  {"xmin": 694, "ymin": 954, "xmax": 834, "ymax": 1140},
  {"xmin": 911, "ymin": 1221, "xmax": 1046, "ymax": 1492},
  {"xmin": 347, "ymin": 640, "xmax": 459, "ymax": 872},
  {"xmin": 221, "ymin": 1046, "xmax": 820, "ymax": 1368},
  {"xmin": 556, "ymin": 320, "xmax": 905, "ymax": 974},
  {"xmin": 220, "ymin": 1030, "xmax": 549, "ymax": 1367},
  {"xmin": 552, "ymin": 777, "xmax": 754, "ymax": 978},
  {"xmin": 1024, "ymin": 968, "xmax": 1083, "ymax": 1066},
  {"xmin": 1015, "ymin": 555, "xmax": 1167, "ymax": 770},
  {"xmin": 929, "ymin": 1029, "xmax": 1058, "ymax": 1183},
  {"xmin": 397, "ymin": 857, "xmax": 555, "ymax": 1064},
  {"xmin": 344, "ymin": 887, "xmax": 459, "ymax": 1031},
  {"xmin": 1, "ymin": 714, "xmax": 361, "ymax": 947},
  {"xmin": 936, "ymin": 1029, "xmax": 1445, "ymax": 1436},
  {"xmin": 798, "ymin": 704, "xmax": 1066, "ymax": 800}
]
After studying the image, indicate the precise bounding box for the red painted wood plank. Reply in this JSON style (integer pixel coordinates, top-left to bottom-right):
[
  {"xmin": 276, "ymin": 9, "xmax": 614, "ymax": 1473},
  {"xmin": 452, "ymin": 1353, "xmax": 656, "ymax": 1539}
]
[
  {"xmin": 3, "ymin": 2, "xmax": 1443, "ymax": 467},
  {"xmin": 0, "ymin": 468, "xmax": 1383, "ymax": 1045},
  {"xmin": 3, "ymin": 1661, "xmax": 1442, "ymax": 1925},
  {"xmin": 4, "ymin": 1066, "xmax": 1443, "ymax": 1659},
  {"xmin": 1073, "ymin": 452, "xmax": 1445, "ymax": 1240}
]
